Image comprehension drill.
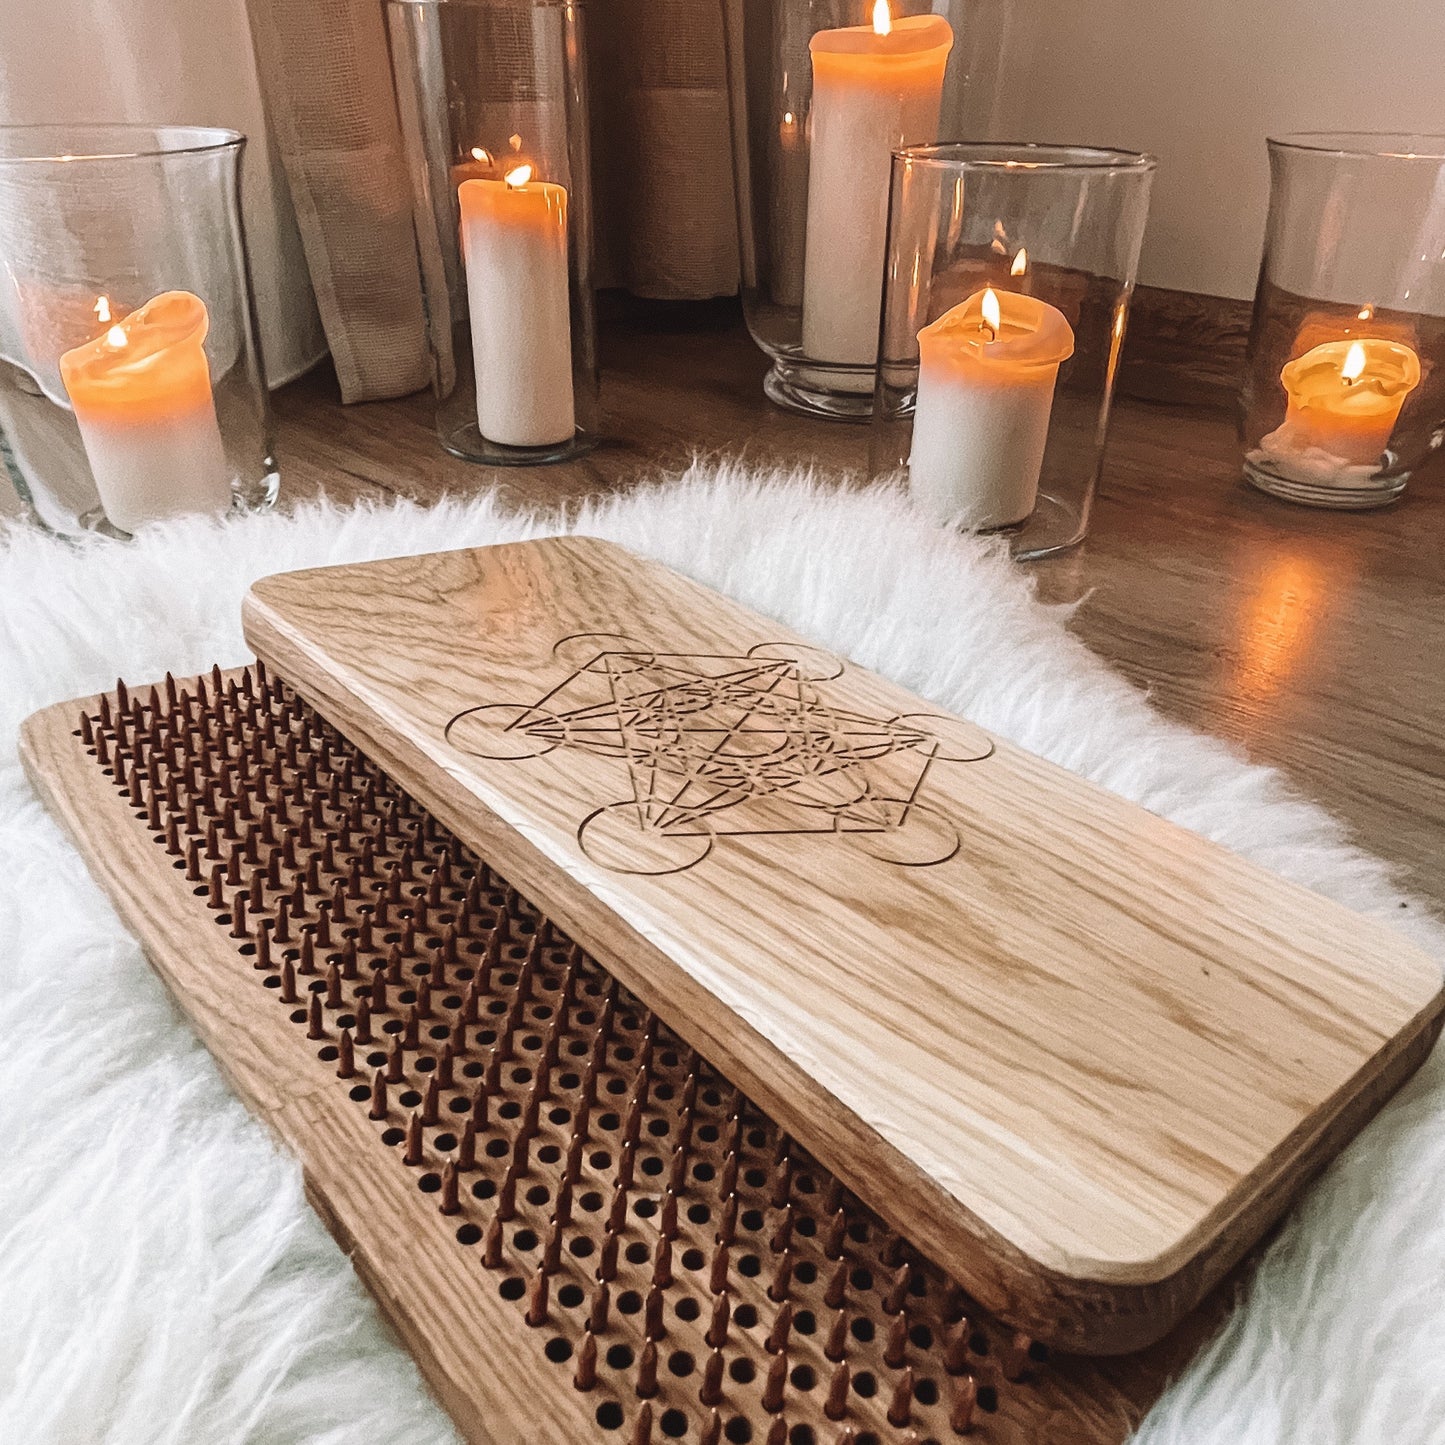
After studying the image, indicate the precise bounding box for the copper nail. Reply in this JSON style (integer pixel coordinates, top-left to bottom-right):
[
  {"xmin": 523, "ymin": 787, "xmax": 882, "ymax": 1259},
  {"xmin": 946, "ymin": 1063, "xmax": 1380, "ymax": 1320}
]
[
  {"xmin": 709, "ymin": 1240, "xmax": 730, "ymax": 1295},
  {"xmin": 588, "ymin": 1281, "xmax": 610, "ymax": 1334},
  {"xmin": 766, "ymin": 1300, "xmax": 795, "ymax": 1355},
  {"xmin": 768, "ymin": 1249, "xmax": 794, "ymax": 1304},
  {"xmin": 700, "ymin": 1349, "xmax": 725, "ymax": 1408},
  {"xmin": 524, "ymin": 1269, "xmax": 548, "ymax": 1327},
  {"xmin": 644, "ymin": 1285, "xmax": 665, "ymax": 1341},
  {"xmin": 573, "ymin": 1329, "xmax": 598, "ymax": 1391},
  {"xmin": 706, "ymin": 1290, "xmax": 730, "ymax": 1350},
  {"xmin": 883, "ymin": 1262, "xmax": 912, "ymax": 1315},
  {"xmin": 482, "ymin": 1213, "xmax": 504, "ymax": 1269},
  {"xmin": 636, "ymin": 1338, "xmax": 659, "ymax": 1399},
  {"xmin": 943, "ymin": 1322, "xmax": 971, "ymax": 1376},
  {"xmin": 950, "ymin": 1373, "xmax": 977, "ymax": 1434},
  {"xmin": 887, "ymin": 1366, "xmax": 914, "ymax": 1427},
  {"xmin": 629, "ymin": 1401, "xmax": 652, "ymax": 1445},
  {"xmin": 762, "ymin": 1350, "xmax": 787, "ymax": 1413}
]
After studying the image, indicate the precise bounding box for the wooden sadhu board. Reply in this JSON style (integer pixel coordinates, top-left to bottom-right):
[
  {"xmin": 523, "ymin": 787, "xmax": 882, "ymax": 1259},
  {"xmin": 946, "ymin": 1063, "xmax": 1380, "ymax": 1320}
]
[
  {"xmin": 21, "ymin": 667, "xmax": 1219, "ymax": 1445},
  {"xmin": 238, "ymin": 536, "xmax": 1444, "ymax": 1357}
]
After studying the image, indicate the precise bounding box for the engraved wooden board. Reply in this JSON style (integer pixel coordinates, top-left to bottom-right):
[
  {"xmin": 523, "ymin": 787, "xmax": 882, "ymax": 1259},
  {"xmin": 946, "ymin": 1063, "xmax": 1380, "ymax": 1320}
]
[
  {"xmin": 19, "ymin": 670, "xmax": 1219, "ymax": 1445},
  {"xmin": 240, "ymin": 537, "xmax": 1444, "ymax": 1354}
]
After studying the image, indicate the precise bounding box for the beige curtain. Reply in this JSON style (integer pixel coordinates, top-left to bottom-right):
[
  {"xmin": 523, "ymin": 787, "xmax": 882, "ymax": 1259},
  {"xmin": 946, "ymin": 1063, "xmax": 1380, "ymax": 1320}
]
[{"xmin": 243, "ymin": 0, "xmax": 739, "ymax": 403}]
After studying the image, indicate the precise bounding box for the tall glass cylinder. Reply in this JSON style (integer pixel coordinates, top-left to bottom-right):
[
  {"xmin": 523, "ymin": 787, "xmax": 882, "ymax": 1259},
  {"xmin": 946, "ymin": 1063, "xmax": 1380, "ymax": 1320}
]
[
  {"xmin": 0, "ymin": 125, "xmax": 276, "ymax": 536},
  {"xmin": 870, "ymin": 143, "xmax": 1154, "ymax": 559},
  {"xmin": 723, "ymin": 0, "xmax": 982, "ymax": 420},
  {"xmin": 1241, "ymin": 134, "xmax": 1445, "ymax": 510},
  {"xmin": 389, "ymin": 0, "xmax": 599, "ymax": 465}
]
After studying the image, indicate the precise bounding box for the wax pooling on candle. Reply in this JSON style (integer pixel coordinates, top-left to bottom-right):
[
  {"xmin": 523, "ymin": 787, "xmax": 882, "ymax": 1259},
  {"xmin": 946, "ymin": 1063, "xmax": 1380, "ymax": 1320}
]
[
  {"xmin": 801, "ymin": 8, "xmax": 953, "ymax": 378},
  {"xmin": 459, "ymin": 161, "xmax": 575, "ymax": 448},
  {"xmin": 1252, "ymin": 335, "xmax": 1421, "ymax": 487},
  {"xmin": 59, "ymin": 289, "xmax": 231, "ymax": 533},
  {"xmin": 908, "ymin": 285, "xmax": 1075, "ymax": 529}
]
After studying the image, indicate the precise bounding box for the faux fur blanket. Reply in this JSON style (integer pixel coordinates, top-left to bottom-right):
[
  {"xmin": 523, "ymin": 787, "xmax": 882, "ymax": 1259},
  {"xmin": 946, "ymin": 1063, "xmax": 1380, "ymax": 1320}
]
[{"xmin": 2, "ymin": 466, "xmax": 1441, "ymax": 1444}]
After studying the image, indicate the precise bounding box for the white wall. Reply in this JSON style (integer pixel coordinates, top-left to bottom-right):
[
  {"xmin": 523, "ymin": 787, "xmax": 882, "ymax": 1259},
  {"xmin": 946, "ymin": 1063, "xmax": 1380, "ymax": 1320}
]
[
  {"xmin": 991, "ymin": 0, "xmax": 1445, "ymax": 298},
  {"xmin": 0, "ymin": 0, "xmax": 326, "ymax": 384}
]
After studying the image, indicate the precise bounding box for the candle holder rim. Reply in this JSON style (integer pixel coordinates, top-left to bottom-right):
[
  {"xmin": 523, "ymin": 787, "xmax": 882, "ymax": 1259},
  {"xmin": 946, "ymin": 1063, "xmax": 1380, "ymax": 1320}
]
[
  {"xmin": 387, "ymin": 0, "xmax": 581, "ymax": 9},
  {"xmin": 893, "ymin": 141, "xmax": 1157, "ymax": 173},
  {"xmin": 1266, "ymin": 131, "xmax": 1445, "ymax": 162},
  {"xmin": 0, "ymin": 124, "xmax": 245, "ymax": 166}
]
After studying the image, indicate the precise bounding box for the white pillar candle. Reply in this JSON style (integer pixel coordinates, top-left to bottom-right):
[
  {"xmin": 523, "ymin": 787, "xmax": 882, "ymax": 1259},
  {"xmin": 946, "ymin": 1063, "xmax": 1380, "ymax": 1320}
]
[
  {"xmin": 801, "ymin": 7, "xmax": 952, "ymax": 375},
  {"xmin": 58, "ymin": 290, "xmax": 231, "ymax": 533},
  {"xmin": 459, "ymin": 165, "xmax": 574, "ymax": 448},
  {"xmin": 908, "ymin": 286, "xmax": 1075, "ymax": 529}
]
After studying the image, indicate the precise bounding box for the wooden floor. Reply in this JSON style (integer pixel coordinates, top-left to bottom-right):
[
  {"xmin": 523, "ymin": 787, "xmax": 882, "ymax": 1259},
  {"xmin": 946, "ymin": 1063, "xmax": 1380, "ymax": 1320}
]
[{"xmin": 272, "ymin": 298, "xmax": 1445, "ymax": 915}]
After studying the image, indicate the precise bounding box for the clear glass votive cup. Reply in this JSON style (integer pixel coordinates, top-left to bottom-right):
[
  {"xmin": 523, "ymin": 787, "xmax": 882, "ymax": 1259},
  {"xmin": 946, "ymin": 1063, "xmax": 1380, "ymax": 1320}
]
[
  {"xmin": 0, "ymin": 125, "xmax": 277, "ymax": 537},
  {"xmin": 388, "ymin": 0, "xmax": 599, "ymax": 465},
  {"xmin": 870, "ymin": 143, "xmax": 1154, "ymax": 560},
  {"xmin": 722, "ymin": 0, "xmax": 978, "ymax": 421},
  {"xmin": 1241, "ymin": 133, "xmax": 1445, "ymax": 510}
]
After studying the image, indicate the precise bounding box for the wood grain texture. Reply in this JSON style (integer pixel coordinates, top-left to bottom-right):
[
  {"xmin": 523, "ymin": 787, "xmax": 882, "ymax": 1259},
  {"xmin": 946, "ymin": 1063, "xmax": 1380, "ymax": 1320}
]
[
  {"xmin": 241, "ymin": 537, "xmax": 1443, "ymax": 1355},
  {"xmin": 19, "ymin": 672, "xmax": 1234, "ymax": 1445},
  {"xmin": 1115, "ymin": 286, "xmax": 1252, "ymax": 407},
  {"xmin": 268, "ymin": 296, "xmax": 1445, "ymax": 927}
]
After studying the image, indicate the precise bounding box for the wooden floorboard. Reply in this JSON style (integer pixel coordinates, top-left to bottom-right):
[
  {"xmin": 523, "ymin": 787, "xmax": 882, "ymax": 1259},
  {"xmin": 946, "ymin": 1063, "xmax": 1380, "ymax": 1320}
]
[{"xmin": 271, "ymin": 297, "xmax": 1445, "ymax": 916}]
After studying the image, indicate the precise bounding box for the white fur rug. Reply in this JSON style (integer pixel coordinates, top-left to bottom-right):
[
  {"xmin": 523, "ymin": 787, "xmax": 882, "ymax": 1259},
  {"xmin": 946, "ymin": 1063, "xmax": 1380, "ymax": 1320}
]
[{"xmin": 2, "ymin": 464, "xmax": 1443, "ymax": 1444}]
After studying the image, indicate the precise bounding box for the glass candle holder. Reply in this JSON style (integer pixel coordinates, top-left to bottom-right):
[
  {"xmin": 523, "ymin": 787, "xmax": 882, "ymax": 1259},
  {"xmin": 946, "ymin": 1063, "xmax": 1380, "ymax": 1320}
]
[
  {"xmin": 1241, "ymin": 134, "xmax": 1445, "ymax": 510},
  {"xmin": 389, "ymin": 0, "xmax": 599, "ymax": 465},
  {"xmin": 869, "ymin": 143, "xmax": 1154, "ymax": 559},
  {"xmin": 723, "ymin": 0, "xmax": 978, "ymax": 420},
  {"xmin": 0, "ymin": 125, "xmax": 276, "ymax": 537}
]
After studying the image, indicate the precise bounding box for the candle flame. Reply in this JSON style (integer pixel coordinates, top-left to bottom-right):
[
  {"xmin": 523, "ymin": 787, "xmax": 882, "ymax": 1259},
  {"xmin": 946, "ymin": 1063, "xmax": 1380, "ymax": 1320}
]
[
  {"xmin": 1010, "ymin": 247, "xmax": 1028, "ymax": 277},
  {"xmin": 980, "ymin": 286, "xmax": 1001, "ymax": 340},
  {"xmin": 105, "ymin": 324, "xmax": 127, "ymax": 349},
  {"xmin": 1357, "ymin": 304, "xmax": 1373, "ymax": 321},
  {"xmin": 470, "ymin": 147, "xmax": 491, "ymax": 164},
  {"xmin": 783, "ymin": 111, "xmax": 795, "ymax": 126},
  {"xmin": 505, "ymin": 163, "xmax": 533, "ymax": 188},
  {"xmin": 1341, "ymin": 341, "xmax": 1367, "ymax": 385},
  {"xmin": 872, "ymin": 0, "xmax": 891, "ymax": 35}
]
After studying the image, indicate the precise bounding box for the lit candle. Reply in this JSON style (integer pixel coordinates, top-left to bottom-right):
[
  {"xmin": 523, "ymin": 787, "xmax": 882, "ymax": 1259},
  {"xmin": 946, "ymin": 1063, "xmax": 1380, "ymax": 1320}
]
[
  {"xmin": 1255, "ymin": 336, "xmax": 1421, "ymax": 484},
  {"xmin": 801, "ymin": 3, "xmax": 953, "ymax": 377},
  {"xmin": 458, "ymin": 162, "xmax": 574, "ymax": 449},
  {"xmin": 908, "ymin": 280, "xmax": 1075, "ymax": 529},
  {"xmin": 58, "ymin": 291, "xmax": 231, "ymax": 533},
  {"xmin": 451, "ymin": 145, "xmax": 496, "ymax": 189}
]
